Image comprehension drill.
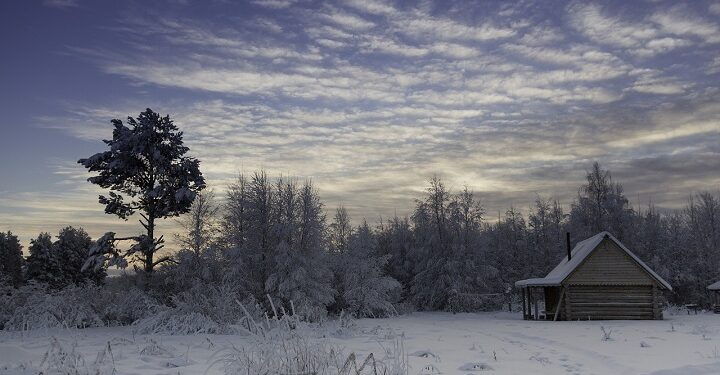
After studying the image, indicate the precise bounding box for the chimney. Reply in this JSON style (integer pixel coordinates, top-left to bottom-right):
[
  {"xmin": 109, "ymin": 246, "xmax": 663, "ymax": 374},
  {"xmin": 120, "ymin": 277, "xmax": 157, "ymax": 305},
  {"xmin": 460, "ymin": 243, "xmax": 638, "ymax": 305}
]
[{"xmin": 566, "ymin": 232, "xmax": 572, "ymax": 261}]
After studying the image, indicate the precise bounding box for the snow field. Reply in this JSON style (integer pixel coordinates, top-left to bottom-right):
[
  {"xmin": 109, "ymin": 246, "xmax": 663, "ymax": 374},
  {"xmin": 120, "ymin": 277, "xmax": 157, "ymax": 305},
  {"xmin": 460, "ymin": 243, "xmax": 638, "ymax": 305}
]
[{"xmin": 0, "ymin": 311, "xmax": 718, "ymax": 375}]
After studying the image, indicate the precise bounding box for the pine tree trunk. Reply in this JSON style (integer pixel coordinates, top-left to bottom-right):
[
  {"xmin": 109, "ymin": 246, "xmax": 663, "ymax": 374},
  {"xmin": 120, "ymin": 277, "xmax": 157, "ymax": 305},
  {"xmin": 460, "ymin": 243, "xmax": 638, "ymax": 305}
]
[{"xmin": 145, "ymin": 215, "xmax": 155, "ymax": 274}]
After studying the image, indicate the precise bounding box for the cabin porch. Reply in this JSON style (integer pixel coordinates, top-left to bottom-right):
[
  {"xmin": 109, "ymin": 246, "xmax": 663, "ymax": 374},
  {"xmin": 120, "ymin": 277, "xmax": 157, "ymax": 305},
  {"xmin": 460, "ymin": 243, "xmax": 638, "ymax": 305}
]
[{"xmin": 519, "ymin": 285, "xmax": 565, "ymax": 321}]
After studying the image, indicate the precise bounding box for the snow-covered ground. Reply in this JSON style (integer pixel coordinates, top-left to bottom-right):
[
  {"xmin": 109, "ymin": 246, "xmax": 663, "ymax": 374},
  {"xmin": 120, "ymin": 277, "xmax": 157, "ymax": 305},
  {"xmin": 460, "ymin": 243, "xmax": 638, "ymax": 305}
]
[{"xmin": 1, "ymin": 311, "xmax": 719, "ymax": 375}]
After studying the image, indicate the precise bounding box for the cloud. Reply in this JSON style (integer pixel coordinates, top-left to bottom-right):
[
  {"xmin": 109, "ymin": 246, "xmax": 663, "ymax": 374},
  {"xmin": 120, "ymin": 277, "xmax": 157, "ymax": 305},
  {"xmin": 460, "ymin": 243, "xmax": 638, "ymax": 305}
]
[
  {"xmin": 503, "ymin": 44, "xmax": 621, "ymax": 67},
  {"xmin": 323, "ymin": 9, "xmax": 376, "ymax": 30},
  {"xmin": 568, "ymin": 3, "xmax": 657, "ymax": 48},
  {"xmin": 711, "ymin": 3, "xmax": 720, "ymax": 15},
  {"xmin": 6, "ymin": 0, "xmax": 720, "ymax": 241},
  {"xmin": 252, "ymin": 0, "xmax": 296, "ymax": 9},
  {"xmin": 42, "ymin": 0, "xmax": 79, "ymax": 8},
  {"xmin": 567, "ymin": 3, "xmax": 702, "ymax": 57},
  {"xmin": 343, "ymin": 0, "xmax": 397, "ymax": 16},
  {"xmin": 650, "ymin": 6, "xmax": 720, "ymax": 44},
  {"xmin": 393, "ymin": 11, "xmax": 517, "ymax": 42},
  {"xmin": 707, "ymin": 57, "xmax": 720, "ymax": 75},
  {"xmin": 632, "ymin": 37, "xmax": 692, "ymax": 57},
  {"xmin": 628, "ymin": 69, "xmax": 689, "ymax": 95}
]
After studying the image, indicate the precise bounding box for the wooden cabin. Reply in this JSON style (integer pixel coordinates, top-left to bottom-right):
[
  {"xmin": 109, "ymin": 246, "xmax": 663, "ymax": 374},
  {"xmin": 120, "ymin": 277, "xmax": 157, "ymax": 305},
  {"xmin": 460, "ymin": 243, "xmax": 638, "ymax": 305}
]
[
  {"xmin": 516, "ymin": 231, "xmax": 672, "ymax": 321},
  {"xmin": 709, "ymin": 281, "xmax": 720, "ymax": 314}
]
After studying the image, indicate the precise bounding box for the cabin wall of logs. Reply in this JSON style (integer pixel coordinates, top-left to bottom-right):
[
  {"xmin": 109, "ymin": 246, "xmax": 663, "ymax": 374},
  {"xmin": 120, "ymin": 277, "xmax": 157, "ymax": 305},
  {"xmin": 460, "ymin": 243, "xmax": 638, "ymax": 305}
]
[{"xmin": 518, "ymin": 236, "xmax": 668, "ymax": 321}]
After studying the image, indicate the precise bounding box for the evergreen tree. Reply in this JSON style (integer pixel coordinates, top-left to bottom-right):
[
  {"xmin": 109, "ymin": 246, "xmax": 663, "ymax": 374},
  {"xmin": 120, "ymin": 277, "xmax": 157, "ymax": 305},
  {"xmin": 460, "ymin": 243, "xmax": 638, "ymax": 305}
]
[
  {"xmin": 26, "ymin": 228, "xmax": 105, "ymax": 288},
  {"xmin": 55, "ymin": 226, "xmax": 106, "ymax": 285},
  {"xmin": 26, "ymin": 232, "xmax": 57, "ymax": 285},
  {"xmin": 78, "ymin": 108, "xmax": 205, "ymax": 277},
  {"xmin": 0, "ymin": 231, "xmax": 24, "ymax": 287}
]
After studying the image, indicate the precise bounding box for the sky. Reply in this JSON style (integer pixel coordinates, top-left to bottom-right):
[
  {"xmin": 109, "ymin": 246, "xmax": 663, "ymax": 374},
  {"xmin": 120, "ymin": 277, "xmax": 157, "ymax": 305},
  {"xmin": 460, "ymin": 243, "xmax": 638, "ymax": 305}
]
[{"xmin": 1, "ymin": 0, "xmax": 719, "ymax": 249}]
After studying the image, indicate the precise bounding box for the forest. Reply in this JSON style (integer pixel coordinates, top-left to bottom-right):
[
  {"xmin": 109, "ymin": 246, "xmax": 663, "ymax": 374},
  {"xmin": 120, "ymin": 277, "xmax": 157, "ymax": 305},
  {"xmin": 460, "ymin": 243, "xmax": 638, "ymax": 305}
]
[{"xmin": 0, "ymin": 110, "xmax": 718, "ymax": 332}]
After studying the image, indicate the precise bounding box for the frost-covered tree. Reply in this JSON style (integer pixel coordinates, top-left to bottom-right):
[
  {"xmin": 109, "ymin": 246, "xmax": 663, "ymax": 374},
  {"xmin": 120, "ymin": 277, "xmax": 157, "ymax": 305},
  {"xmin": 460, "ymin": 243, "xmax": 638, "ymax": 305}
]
[
  {"xmin": 329, "ymin": 206, "xmax": 352, "ymax": 254},
  {"xmin": 265, "ymin": 181, "xmax": 335, "ymax": 318},
  {"xmin": 376, "ymin": 216, "xmax": 415, "ymax": 291},
  {"xmin": 328, "ymin": 206, "xmax": 353, "ymax": 313},
  {"xmin": 487, "ymin": 207, "xmax": 528, "ymax": 295},
  {"xmin": 26, "ymin": 228, "xmax": 104, "ymax": 288},
  {"xmin": 682, "ymin": 192, "xmax": 720, "ymax": 304},
  {"xmin": 219, "ymin": 173, "xmax": 253, "ymax": 290},
  {"xmin": 78, "ymin": 108, "xmax": 205, "ymax": 276},
  {"xmin": 175, "ymin": 191, "xmax": 219, "ymax": 257},
  {"xmin": 161, "ymin": 191, "xmax": 222, "ymax": 292},
  {"xmin": 219, "ymin": 172, "xmax": 335, "ymax": 317},
  {"xmin": 218, "ymin": 172, "xmax": 275, "ymax": 298},
  {"xmin": 246, "ymin": 171, "xmax": 275, "ymax": 296},
  {"xmin": 568, "ymin": 162, "xmax": 633, "ymax": 242},
  {"xmin": 528, "ymin": 197, "xmax": 566, "ymax": 274},
  {"xmin": 410, "ymin": 178, "xmax": 496, "ymax": 310},
  {"xmin": 0, "ymin": 231, "xmax": 24, "ymax": 287},
  {"xmin": 342, "ymin": 221, "xmax": 400, "ymax": 317},
  {"xmin": 222, "ymin": 174, "xmax": 250, "ymax": 252},
  {"xmin": 55, "ymin": 226, "xmax": 106, "ymax": 285},
  {"xmin": 26, "ymin": 232, "xmax": 58, "ymax": 285}
]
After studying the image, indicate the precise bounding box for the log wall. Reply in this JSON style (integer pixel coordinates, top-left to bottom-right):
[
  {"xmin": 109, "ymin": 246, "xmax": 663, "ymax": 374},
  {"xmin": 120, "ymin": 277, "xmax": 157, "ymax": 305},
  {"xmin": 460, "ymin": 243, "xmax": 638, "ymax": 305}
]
[{"xmin": 564, "ymin": 285, "xmax": 655, "ymax": 320}]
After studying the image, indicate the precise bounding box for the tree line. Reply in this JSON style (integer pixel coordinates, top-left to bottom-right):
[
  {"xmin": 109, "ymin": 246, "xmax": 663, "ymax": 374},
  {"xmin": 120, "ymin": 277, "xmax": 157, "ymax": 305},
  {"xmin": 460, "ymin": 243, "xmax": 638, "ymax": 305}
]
[{"xmin": 1, "ymin": 109, "xmax": 718, "ymax": 318}]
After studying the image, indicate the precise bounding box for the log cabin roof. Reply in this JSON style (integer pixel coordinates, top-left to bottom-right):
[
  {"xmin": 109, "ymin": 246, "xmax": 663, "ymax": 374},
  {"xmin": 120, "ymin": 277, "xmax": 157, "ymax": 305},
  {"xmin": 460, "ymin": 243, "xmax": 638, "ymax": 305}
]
[
  {"xmin": 709, "ymin": 281, "xmax": 720, "ymax": 290},
  {"xmin": 515, "ymin": 231, "xmax": 672, "ymax": 290}
]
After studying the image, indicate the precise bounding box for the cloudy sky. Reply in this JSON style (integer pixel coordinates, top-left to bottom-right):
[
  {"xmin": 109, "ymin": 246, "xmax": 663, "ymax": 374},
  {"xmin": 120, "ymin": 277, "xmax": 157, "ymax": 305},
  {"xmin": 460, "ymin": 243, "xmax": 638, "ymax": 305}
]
[{"xmin": 1, "ymin": 0, "xmax": 719, "ymax": 247}]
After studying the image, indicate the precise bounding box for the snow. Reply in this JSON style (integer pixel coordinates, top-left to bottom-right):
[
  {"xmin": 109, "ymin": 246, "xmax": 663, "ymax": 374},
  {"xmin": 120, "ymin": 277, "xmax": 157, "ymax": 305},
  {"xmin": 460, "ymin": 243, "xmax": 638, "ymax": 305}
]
[
  {"xmin": 1, "ymin": 311, "xmax": 719, "ymax": 374},
  {"xmin": 516, "ymin": 231, "xmax": 673, "ymax": 290},
  {"xmin": 708, "ymin": 281, "xmax": 720, "ymax": 291}
]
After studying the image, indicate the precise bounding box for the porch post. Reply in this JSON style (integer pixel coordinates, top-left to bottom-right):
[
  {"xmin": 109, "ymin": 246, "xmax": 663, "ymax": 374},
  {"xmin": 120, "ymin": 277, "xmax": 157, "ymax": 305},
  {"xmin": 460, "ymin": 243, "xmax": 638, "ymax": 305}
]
[
  {"xmin": 527, "ymin": 287, "xmax": 532, "ymax": 319},
  {"xmin": 521, "ymin": 287, "xmax": 527, "ymax": 320}
]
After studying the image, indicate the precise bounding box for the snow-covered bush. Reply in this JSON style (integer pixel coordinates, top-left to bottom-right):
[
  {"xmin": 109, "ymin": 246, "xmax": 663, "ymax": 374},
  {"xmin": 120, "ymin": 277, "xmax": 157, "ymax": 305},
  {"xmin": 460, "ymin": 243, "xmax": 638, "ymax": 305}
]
[
  {"xmin": 3, "ymin": 283, "xmax": 104, "ymax": 331},
  {"xmin": 0, "ymin": 282, "xmax": 158, "ymax": 331},
  {"xmin": 218, "ymin": 302, "xmax": 406, "ymax": 375},
  {"xmin": 216, "ymin": 299, "xmax": 344, "ymax": 374},
  {"xmin": 134, "ymin": 283, "xmax": 260, "ymax": 335},
  {"xmin": 219, "ymin": 332, "xmax": 344, "ymax": 375},
  {"xmin": 0, "ymin": 283, "xmax": 43, "ymax": 329},
  {"xmin": 13, "ymin": 337, "xmax": 117, "ymax": 375},
  {"xmin": 99, "ymin": 287, "xmax": 158, "ymax": 326}
]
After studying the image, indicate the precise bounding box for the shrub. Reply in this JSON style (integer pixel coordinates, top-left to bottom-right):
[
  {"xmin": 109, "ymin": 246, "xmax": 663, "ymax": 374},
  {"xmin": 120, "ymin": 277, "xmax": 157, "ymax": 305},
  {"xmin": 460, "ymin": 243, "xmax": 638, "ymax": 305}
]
[
  {"xmin": 99, "ymin": 287, "xmax": 158, "ymax": 326},
  {"xmin": 3, "ymin": 283, "xmax": 103, "ymax": 331},
  {"xmin": 133, "ymin": 283, "xmax": 260, "ymax": 335}
]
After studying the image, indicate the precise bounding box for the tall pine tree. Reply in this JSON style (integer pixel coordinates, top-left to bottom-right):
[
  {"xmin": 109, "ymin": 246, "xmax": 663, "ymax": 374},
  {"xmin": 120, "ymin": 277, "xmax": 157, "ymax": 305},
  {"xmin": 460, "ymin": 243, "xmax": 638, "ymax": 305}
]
[{"xmin": 79, "ymin": 108, "xmax": 205, "ymax": 277}]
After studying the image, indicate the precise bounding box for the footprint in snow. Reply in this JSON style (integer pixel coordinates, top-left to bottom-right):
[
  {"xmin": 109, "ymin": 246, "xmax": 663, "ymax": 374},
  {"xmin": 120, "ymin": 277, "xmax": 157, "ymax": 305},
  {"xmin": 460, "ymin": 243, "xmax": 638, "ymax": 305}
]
[
  {"xmin": 418, "ymin": 363, "xmax": 442, "ymax": 374},
  {"xmin": 410, "ymin": 350, "xmax": 439, "ymax": 360},
  {"xmin": 459, "ymin": 362, "xmax": 494, "ymax": 371}
]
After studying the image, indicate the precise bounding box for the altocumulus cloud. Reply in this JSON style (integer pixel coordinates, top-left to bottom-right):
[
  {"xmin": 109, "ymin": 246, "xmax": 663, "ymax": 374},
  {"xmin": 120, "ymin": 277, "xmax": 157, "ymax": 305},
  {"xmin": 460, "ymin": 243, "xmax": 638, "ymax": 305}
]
[{"xmin": 2, "ymin": 0, "xmax": 719, "ymax": 246}]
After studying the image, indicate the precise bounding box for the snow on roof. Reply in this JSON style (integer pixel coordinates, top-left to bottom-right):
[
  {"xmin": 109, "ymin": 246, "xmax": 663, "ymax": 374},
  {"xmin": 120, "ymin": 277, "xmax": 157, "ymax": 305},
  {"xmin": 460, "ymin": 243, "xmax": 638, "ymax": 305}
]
[
  {"xmin": 709, "ymin": 281, "xmax": 720, "ymax": 291},
  {"xmin": 515, "ymin": 231, "xmax": 672, "ymax": 290}
]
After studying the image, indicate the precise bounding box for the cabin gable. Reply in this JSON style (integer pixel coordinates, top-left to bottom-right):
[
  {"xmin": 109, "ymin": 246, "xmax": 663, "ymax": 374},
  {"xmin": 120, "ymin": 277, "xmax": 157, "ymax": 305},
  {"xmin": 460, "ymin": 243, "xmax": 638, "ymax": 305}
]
[{"xmin": 566, "ymin": 238, "xmax": 655, "ymax": 286}]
